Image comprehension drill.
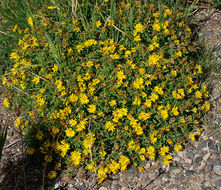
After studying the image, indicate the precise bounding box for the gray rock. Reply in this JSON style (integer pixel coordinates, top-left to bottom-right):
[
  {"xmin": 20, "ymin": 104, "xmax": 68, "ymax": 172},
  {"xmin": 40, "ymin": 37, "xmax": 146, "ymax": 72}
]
[
  {"xmin": 171, "ymin": 167, "xmax": 183, "ymax": 175},
  {"xmin": 114, "ymin": 184, "xmax": 121, "ymax": 190},
  {"xmin": 177, "ymin": 174, "xmax": 185, "ymax": 181},
  {"xmin": 213, "ymin": 45, "xmax": 221, "ymax": 52},
  {"xmin": 198, "ymin": 141, "xmax": 207, "ymax": 151},
  {"xmin": 207, "ymin": 158, "xmax": 215, "ymax": 166},
  {"xmin": 185, "ymin": 159, "xmax": 192, "ymax": 164},
  {"xmin": 215, "ymin": 180, "xmax": 221, "ymax": 187},
  {"xmin": 213, "ymin": 165, "xmax": 221, "ymax": 176},
  {"xmin": 54, "ymin": 183, "xmax": 60, "ymax": 189},
  {"xmin": 206, "ymin": 164, "xmax": 213, "ymax": 172},
  {"xmin": 193, "ymin": 149, "xmax": 199, "ymax": 154},
  {"xmin": 78, "ymin": 184, "xmax": 87, "ymax": 190},
  {"xmin": 186, "ymin": 152, "xmax": 194, "ymax": 159},
  {"xmin": 210, "ymin": 144, "xmax": 218, "ymax": 152},
  {"xmin": 195, "ymin": 156, "xmax": 203, "ymax": 163},
  {"xmin": 99, "ymin": 187, "xmax": 107, "ymax": 190},
  {"xmin": 185, "ymin": 170, "xmax": 195, "ymax": 176},
  {"xmin": 203, "ymin": 153, "xmax": 211, "ymax": 162}
]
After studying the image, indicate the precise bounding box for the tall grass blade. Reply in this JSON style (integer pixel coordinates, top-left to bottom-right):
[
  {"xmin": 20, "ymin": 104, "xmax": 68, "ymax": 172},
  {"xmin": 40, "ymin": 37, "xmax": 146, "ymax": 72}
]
[
  {"xmin": 44, "ymin": 31, "xmax": 62, "ymax": 73},
  {"xmin": 129, "ymin": 0, "xmax": 133, "ymax": 30}
]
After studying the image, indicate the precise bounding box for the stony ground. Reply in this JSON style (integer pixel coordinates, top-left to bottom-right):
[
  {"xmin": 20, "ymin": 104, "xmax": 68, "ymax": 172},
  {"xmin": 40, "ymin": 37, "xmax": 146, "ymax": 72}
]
[{"xmin": 0, "ymin": 6, "xmax": 221, "ymax": 190}]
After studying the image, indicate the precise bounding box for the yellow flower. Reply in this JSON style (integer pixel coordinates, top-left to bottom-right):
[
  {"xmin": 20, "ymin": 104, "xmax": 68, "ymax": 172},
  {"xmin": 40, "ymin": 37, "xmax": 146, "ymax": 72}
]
[
  {"xmin": 144, "ymin": 99, "xmax": 152, "ymax": 108},
  {"xmin": 147, "ymin": 146, "xmax": 155, "ymax": 160},
  {"xmin": 65, "ymin": 128, "xmax": 75, "ymax": 137},
  {"xmin": 160, "ymin": 110, "xmax": 168, "ymax": 120},
  {"xmin": 109, "ymin": 160, "xmax": 120, "ymax": 174},
  {"xmin": 15, "ymin": 117, "xmax": 21, "ymax": 127},
  {"xmin": 47, "ymin": 6, "xmax": 57, "ymax": 9},
  {"xmin": 195, "ymin": 90, "xmax": 202, "ymax": 99},
  {"xmin": 69, "ymin": 119, "xmax": 77, "ymax": 126},
  {"xmin": 13, "ymin": 24, "xmax": 18, "ymax": 32},
  {"xmin": 196, "ymin": 64, "xmax": 203, "ymax": 74},
  {"xmin": 96, "ymin": 21, "xmax": 102, "ymax": 27},
  {"xmin": 52, "ymin": 64, "xmax": 58, "ymax": 72},
  {"xmin": 154, "ymin": 86, "xmax": 164, "ymax": 95},
  {"xmin": 164, "ymin": 29, "xmax": 170, "ymax": 35},
  {"xmin": 88, "ymin": 104, "xmax": 96, "ymax": 113},
  {"xmin": 192, "ymin": 107, "xmax": 197, "ymax": 113},
  {"xmin": 109, "ymin": 100, "xmax": 116, "ymax": 107},
  {"xmin": 203, "ymin": 101, "xmax": 210, "ymax": 112},
  {"xmin": 139, "ymin": 155, "xmax": 145, "ymax": 161},
  {"xmin": 51, "ymin": 127, "xmax": 60, "ymax": 135},
  {"xmin": 159, "ymin": 146, "xmax": 169, "ymax": 156},
  {"xmin": 176, "ymin": 51, "xmax": 182, "ymax": 57},
  {"xmin": 110, "ymin": 53, "xmax": 120, "ymax": 59},
  {"xmin": 134, "ymin": 35, "xmax": 141, "ymax": 42},
  {"xmin": 172, "ymin": 106, "xmax": 179, "ymax": 116},
  {"xmin": 171, "ymin": 70, "xmax": 177, "ymax": 76},
  {"xmin": 153, "ymin": 23, "xmax": 160, "ymax": 31},
  {"xmin": 26, "ymin": 147, "xmax": 35, "ymax": 155},
  {"xmin": 80, "ymin": 93, "xmax": 89, "ymax": 104},
  {"xmin": 134, "ymin": 23, "xmax": 144, "ymax": 33},
  {"xmin": 10, "ymin": 52, "xmax": 20, "ymax": 61},
  {"xmin": 124, "ymin": 50, "xmax": 131, "ymax": 58},
  {"xmin": 189, "ymin": 133, "xmax": 195, "ymax": 142},
  {"xmin": 86, "ymin": 162, "xmax": 96, "ymax": 172},
  {"xmin": 138, "ymin": 112, "xmax": 152, "ymax": 121},
  {"xmin": 36, "ymin": 130, "xmax": 44, "ymax": 141},
  {"xmin": 181, "ymin": 118, "xmax": 186, "ymax": 123},
  {"xmin": 97, "ymin": 166, "xmax": 108, "ymax": 184},
  {"xmin": 149, "ymin": 93, "xmax": 159, "ymax": 102},
  {"xmin": 3, "ymin": 97, "xmax": 10, "ymax": 108},
  {"xmin": 71, "ymin": 151, "xmax": 81, "ymax": 166},
  {"xmin": 105, "ymin": 121, "xmax": 115, "ymax": 132},
  {"xmin": 128, "ymin": 140, "xmax": 136, "ymax": 150},
  {"xmin": 162, "ymin": 154, "xmax": 173, "ymax": 165},
  {"xmin": 40, "ymin": 88, "xmax": 45, "ymax": 93},
  {"xmin": 133, "ymin": 78, "xmax": 144, "ymax": 89},
  {"xmin": 28, "ymin": 16, "xmax": 33, "ymax": 27},
  {"xmin": 99, "ymin": 151, "xmax": 107, "ymax": 157},
  {"xmin": 32, "ymin": 76, "xmax": 40, "ymax": 84},
  {"xmin": 150, "ymin": 133, "xmax": 157, "ymax": 144},
  {"xmin": 76, "ymin": 44, "xmax": 84, "ymax": 53},
  {"xmin": 76, "ymin": 119, "xmax": 87, "ymax": 132},
  {"xmin": 133, "ymin": 97, "xmax": 141, "ymax": 106},
  {"xmin": 48, "ymin": 170, "xmax": 57, "ymax": 179},
  {"xmin": 119, "ymin": 155, "xmax": 130, "ymax": 171},
  {"xmin": 69, "ymin": 94, "xmax": 78, "ymax": 103},
  {"xmin": 174, "ymin": 144, "xmax": 182, "ymax": 152}
]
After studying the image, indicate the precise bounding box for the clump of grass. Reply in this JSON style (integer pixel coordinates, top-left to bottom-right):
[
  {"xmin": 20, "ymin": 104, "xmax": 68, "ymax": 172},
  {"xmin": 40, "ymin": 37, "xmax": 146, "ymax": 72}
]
[{"xmin": 1, "ymin": 0, "xmax": 211, "ymax": 184}]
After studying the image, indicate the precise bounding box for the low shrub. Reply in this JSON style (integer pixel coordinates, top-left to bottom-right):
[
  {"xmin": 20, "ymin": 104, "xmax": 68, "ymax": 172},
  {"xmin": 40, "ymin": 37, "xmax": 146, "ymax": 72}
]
[{"xmin": 1, "ymin": 1, "xmax": 210, "ymax": 183}]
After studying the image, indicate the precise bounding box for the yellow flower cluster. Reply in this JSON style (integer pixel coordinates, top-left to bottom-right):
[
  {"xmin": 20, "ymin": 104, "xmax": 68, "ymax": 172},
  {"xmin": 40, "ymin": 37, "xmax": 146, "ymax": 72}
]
[{"xmin": 2, "ymin": 1, "xmax": 210, "ymax": 184}]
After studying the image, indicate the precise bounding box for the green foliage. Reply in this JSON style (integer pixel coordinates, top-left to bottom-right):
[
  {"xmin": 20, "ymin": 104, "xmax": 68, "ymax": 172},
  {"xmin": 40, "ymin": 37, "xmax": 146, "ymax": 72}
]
[
  {"xmin": 1, "ymin": 0, "xmax": 211, "ymax": 184},
  {"xmin": 212, "ymin": 0, "xmax": 221, "ymax": 8}
]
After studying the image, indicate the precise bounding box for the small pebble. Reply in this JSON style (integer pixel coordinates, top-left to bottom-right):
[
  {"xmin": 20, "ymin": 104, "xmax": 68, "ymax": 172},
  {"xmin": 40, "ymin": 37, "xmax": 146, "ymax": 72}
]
[
  {"xmin": 185, "ymin": 170, "xmax": 195, "ymax": 176},
  {"xmin": 173, "ymin": 156, "xmax": 180, "ymax": 162},
  {"xmin": 99, "ymin": 187, "xmax": 107, "ymax": 190},
  {"xmin": 198, "ymin": 161, "xmax": 206, "ymax": 170},
  {"xmin": 171, "ymin": 167, "xmax": 183, "ymax": 175},
  {"xmin": 203, "ymin": 153, "xmax": 211, "ymax": 162},
  {"xmin": 213, "ymin": 165, "xmax": 221, "ymax": 176},
  {"xmin": 185, "ymin": 159, "xmax": 192, "ymax": 164},
  {"xmin": 54, "ymin": 183, "xmax": 60, "ymax": 189}
]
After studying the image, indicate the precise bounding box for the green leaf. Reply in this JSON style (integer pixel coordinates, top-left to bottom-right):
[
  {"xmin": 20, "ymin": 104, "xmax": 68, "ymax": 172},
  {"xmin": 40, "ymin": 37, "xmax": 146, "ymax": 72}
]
[{"xmin": 44, "ymin": 31, "xmax": 62, "ymax": 73}]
